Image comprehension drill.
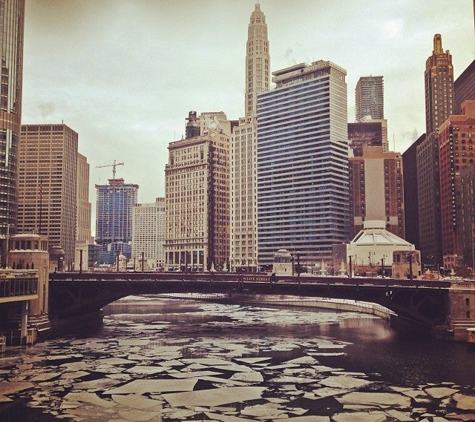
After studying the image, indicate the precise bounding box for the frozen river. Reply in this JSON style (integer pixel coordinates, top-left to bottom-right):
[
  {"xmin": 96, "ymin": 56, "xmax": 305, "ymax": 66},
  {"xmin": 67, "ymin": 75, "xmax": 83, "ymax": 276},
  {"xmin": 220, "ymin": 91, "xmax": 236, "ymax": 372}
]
[{"xmin": 1, "ymin": 295, "xmax": 475, "ymax": 421}]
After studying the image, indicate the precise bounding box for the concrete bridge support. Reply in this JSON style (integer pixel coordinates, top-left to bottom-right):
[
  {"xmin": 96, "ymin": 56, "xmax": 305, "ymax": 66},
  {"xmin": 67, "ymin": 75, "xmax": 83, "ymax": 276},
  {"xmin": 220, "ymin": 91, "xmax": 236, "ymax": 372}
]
[{"xmin": 445, "ymin": 282, "xmax": 475, "ymax": 340}]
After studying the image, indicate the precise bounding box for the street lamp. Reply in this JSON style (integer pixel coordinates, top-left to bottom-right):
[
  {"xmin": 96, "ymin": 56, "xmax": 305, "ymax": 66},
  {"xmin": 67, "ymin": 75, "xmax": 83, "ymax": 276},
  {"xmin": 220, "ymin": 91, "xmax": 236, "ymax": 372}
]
[{"xmin": 381, "ymin": 254, "xmax": 386, "ymax": 278}]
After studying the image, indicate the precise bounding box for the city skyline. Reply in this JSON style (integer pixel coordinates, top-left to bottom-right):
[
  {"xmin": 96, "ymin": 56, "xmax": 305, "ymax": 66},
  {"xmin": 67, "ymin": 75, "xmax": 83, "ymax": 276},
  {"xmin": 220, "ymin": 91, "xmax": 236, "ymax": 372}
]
[{"xmin": 23, "ymin": 1, "xmax": 474, "ymax": 205}]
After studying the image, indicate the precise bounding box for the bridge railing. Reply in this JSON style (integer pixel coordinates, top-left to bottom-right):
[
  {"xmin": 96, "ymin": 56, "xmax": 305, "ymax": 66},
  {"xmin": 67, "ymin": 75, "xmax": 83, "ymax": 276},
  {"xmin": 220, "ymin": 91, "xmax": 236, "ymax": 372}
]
[{"xmin": 49, "ymin": 271, "xmax": 453, "ymax": 290}]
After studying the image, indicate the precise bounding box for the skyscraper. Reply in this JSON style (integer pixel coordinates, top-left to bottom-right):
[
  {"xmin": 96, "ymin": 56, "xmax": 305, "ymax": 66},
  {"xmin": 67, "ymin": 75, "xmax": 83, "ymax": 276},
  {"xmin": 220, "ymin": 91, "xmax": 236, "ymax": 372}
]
[
  {"xmin": 230, "ymin": 4, "xmax": 270, "ymax": 272},
  {"xmin": 244, "ymin": 3, "xmax": 270, "ymax": 117},
  {"xmin": 165, "ymin": 119, "xmax": 230, "ymax": 272},
  {"xmin": 95, "ymin": 178, "xmax": 138, "ymax": 264},
  {"xmin": 454, "ymin": 59, "xmax": 475, "ymax": 115},
  {"xmin": 18, "ymin": 124, "xmax": 78, "ymax": 267},
  {"xmin": 355, "ymin": 76, "xmax": 384, "ymax": 122},
  {"xmin": 402, "ymin": 133, "xmax": 425, "ymax": 252},
  {"xmin": 76, "ymin": 153, "xmax": 92, "ymax": 244},
  {"xmin": 424, "ymin": 34, "xmax": 454, "ymax": 136},
  {"xmin": 349, "ymin": 146, "xmax": 405, "ymax": 239},
  {"xmin": 348, "ymin": 120, "xmax": 388, "ymax": 157},
  {"xmin": 0, "ymin": 0, "xmax": 25, "ymax": 261},
  {"xmin": 257, "ymin": 61, "xmax": 349, "ymax": 269},
  {"xmin": 132, "ymin": 198, "xmax": 165, "ymax": 270},
  {"xmin": 74, "ymin": 153, "xmax": 92, "ymax": 272},
  {"xmin": 438, "ymin": 100, "xmax": 475, "ymax": 270},
  {"xmin": 417, "ymin": 34, "xmax": 454, "ymax": 269}
]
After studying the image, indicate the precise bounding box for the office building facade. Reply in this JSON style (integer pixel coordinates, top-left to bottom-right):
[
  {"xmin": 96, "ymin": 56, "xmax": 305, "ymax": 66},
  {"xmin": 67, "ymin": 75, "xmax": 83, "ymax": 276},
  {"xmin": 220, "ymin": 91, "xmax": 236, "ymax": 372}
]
[
  {"xmin": 402, "ymin": 134, "xmax": 425, "ymax": 252},
  {"xmin": 348, "ymin": 120, "xmax": 388, "ymax": 157},
  {"xmin": 18, "ymin": 124, "xmax": 78, "ymax": 267},
  {"xmin": 438, "ymin": 101, "xmax": 475, "ymax": 270},
  {"xmin": 76, "ymin": 153, "xmax": 91, "ymax": 244},
  {"xmin": 355, "ymin": 76, "xmax": 384, "ymax": 122},
  {"xmin": 455, "ymin": 59, "xmax": 475, "ymax": 115},
  {"xmin": 165, "ymin": 128, "xmax": 230, "ymax": 272},
  {"xmin": 74, "ymin": 153, "xmax": 92, "ymax": 271},
  {"xmin": 95, "ymin": 178, "xmax": 138, "ymax": 264},
  {"xmin": 0, "ymin": 0, "xmax": 25, "ymax": 261},
  {"xmin": 417, "ymin": 34, "xmax": 454, "ymax": 269},
  {"xmin": 349, "ymin": 146, "xmax": 405, "ymax": 239},
  {"xmin": 231, "ymin": 4, "xmax": 270, "ymax": 272},
  {"xmin": 132, "ymin": 197, "xmax": 165, "ymax": 270},
  {"xmin": 257, "ymin": 61, "xmax": 349, "ymax": 269}
]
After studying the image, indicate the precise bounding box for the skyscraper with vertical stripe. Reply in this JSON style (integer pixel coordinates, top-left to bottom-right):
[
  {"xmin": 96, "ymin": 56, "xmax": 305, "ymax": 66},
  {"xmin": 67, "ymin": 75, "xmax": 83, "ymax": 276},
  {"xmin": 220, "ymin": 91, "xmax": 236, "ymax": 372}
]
[
  {"xmin": 0, "ymin": 0, "xmax": 24, "ymax": 263},
  {"xmin": 257, "ymin": 61, "xmax": 349, "ymax": 269},
  {"xmin": 230, "ymin": 4, "xmax": 269, "ymax": 272}
]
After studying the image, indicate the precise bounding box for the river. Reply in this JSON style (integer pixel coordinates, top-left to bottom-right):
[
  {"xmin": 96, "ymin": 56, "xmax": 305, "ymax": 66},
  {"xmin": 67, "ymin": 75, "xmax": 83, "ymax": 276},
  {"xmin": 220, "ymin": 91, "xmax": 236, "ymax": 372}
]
[{"xmin": 1, "ymin": 295, "xmax": 475, "ymax": 421}]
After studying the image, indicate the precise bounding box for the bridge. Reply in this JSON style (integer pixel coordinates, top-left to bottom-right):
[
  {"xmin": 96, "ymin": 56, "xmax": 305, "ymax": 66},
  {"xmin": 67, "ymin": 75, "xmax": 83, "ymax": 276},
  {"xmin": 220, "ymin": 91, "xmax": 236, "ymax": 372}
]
[{"xmin": 49, "ymin": 272, "xmax": 472, "ymax": 338}]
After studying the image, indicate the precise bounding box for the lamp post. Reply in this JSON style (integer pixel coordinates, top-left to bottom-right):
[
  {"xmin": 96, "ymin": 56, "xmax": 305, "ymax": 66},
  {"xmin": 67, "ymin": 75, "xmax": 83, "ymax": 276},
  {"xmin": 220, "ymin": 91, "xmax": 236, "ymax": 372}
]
[
  {"xmin": 296, "ymin": 253, "xmax": 300, "ymax": 277},
  {"xmin": 381, "ymin": 254, "xmax": 386, "ymax": 278}
]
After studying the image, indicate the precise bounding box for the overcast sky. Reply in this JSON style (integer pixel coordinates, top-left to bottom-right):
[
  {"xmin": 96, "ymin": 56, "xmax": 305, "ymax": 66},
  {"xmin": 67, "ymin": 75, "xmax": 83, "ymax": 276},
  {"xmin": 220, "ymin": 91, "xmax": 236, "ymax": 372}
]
[{"xmin": 23, "ymin": 0, "xmax": 474, "ymax": 206}]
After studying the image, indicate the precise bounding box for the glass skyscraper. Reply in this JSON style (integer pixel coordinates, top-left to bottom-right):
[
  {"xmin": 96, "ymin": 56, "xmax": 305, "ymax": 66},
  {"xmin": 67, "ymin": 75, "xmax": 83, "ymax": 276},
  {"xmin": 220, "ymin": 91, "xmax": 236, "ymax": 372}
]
[
  {"xmin": 95, "ymin": 178, "xmax": 139, "ymax": 264},
  {"xmin": 257, "ymin": 61, "xmax": 349, "ymax": 269},
  {"xmin": 0, "ymin": 0, "xmax": 24, "ymax": 261}
]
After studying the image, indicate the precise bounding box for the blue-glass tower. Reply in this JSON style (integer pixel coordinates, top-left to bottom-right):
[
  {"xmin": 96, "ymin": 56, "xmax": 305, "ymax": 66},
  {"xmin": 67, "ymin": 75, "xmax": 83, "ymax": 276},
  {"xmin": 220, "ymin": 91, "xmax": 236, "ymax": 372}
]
[
  {"xmin": 257, "ymin": 61, "xmax": 349, "ymax": 270},
  {"xmin": 95, "ymin": 178, "xmax": 138, "ymax": 264}
]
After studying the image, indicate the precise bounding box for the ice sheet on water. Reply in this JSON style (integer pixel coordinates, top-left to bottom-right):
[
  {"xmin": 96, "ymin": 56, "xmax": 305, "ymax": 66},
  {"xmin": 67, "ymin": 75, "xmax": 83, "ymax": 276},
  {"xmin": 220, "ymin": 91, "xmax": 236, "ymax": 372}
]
[
  {"xmin": 118, "ymin": 408, "xmax": 162, "ymax": 421},
  {"xmin": 337, "ymin": 391, "xmax": 412, "ymax": 408},
  {"xmin": 125, "ymin": 365, "xmax": 167, "ymax": 375},
  {"xmin": 233, "ymin": 357, "xmax": 272, "ymax": 365},
  {"xmin": 105, "ymin": 378, "xmax": 197, "ymax": 395},
  {"xmin": 112, "ymin": 393, "xmax": 163, "ymax": 410},
  {"xmin": 424, "ymin": 386, "xmax": 459, "ymax": 399},
  {"xmin": 162, "ymin": 385, "xmax": 266, "ymax": 407},
  {"xmin": 240, "ymin": 402, "xmax": 288, "ymax": 419},
  {"xmin": 204, "ymin": 411, "xmax": 257, "ymax": 422},
  {"xmin": 168, "ymin": 370, "xmax": 223, "ymax": 379},
  {"xmin": 230, "ymin": 370, "xmax": 264, "ymax": 383},
  {"xmin": 319, "ymin": 375, "xmax": 372, "ymax": 389},
  {"xmin": 64, "ymin": 391, "xmax": 116, "ymax": 408},
  {"xmin": 332, "ymin": 411, "xmax": 389, "ymax": 422}
]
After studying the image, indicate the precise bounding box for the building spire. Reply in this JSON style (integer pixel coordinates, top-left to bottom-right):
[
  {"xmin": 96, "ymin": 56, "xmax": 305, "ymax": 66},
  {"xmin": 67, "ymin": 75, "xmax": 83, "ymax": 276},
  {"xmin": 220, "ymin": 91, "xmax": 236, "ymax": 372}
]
[
  {"xmin": 433, "ymin": 33, "xmax": 443, "ymax": 54},
  {"xmin": 245, "ymin": 3, "xmax": 270, "ymax": 116}
]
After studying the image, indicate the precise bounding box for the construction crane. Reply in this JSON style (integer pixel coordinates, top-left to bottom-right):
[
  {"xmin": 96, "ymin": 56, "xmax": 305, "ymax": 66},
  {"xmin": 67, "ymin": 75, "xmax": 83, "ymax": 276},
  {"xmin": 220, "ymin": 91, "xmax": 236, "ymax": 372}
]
[{"xmin": 96, "ymin": 159, "xmax": 124, "ymax": 179}]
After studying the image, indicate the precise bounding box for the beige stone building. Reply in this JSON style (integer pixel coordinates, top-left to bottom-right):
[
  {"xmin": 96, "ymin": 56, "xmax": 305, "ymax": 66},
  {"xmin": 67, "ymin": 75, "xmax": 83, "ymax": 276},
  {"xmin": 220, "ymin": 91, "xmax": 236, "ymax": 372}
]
[
  {"xmin": 230, "ymin": 4, "xmax": 270, "ymax": 272},
  {"xmin": 19, "ymin": 124, "xmax": 79, "ymax": 268},
  {"xmin": 132, "ymin": 197, "xmax": 166, "ymax": 270},
  {"xmin": 8, "ymin": 233, "xmax": 51, "ymax": 339},
  {"xmin": 165, "ymin": 130, "xmax": 230, "ymax": 271}
]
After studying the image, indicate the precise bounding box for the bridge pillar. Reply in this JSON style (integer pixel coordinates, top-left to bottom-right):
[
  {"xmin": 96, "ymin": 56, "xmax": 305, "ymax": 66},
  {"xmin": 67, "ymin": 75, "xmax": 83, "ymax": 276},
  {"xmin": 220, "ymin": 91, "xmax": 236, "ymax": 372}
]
[{"xmin": 446, "ymin": 282, "xmax": 475, "ymax": 341}]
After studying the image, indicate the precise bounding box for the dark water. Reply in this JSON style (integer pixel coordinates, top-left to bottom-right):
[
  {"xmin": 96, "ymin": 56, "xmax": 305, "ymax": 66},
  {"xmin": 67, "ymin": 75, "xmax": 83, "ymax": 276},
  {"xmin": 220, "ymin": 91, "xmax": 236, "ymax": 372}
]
[
  {"xmin": 1, "ymin": 296, "xmax": 475, "ymax": 421},
  {"xmin": 315, "ymin": 317, "xmax": 475, "ymax": 386}
]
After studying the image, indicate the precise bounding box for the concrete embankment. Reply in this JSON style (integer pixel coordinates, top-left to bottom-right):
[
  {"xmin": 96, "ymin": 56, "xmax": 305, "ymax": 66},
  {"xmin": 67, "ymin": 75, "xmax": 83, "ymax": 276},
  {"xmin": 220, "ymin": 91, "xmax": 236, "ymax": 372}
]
[
  {"xmin": 228, "ymin": 294, "xmax": 395, "ymax": 320},
  {"xmin": 159, "ymin": 292, "xmax": 395, "ymax": 320}
]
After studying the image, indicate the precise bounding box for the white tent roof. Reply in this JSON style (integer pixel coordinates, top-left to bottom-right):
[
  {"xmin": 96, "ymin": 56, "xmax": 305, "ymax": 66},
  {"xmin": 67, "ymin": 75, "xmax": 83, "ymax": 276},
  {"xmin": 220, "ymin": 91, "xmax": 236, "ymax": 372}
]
[{"xmin": 350, "ymin": 220, "xmax": 413, "ymax": 248}]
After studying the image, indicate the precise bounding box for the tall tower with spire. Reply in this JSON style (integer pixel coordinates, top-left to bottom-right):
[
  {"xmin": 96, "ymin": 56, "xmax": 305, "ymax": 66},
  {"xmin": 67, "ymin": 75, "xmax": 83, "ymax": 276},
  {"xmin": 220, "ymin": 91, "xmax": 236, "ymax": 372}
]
[
  {"xmin": 424, "ymin": 34, "xmax": 454, "ymax": 135},
  {"xmin": 244, "ymin": 3, "xmax": 270, "ymax": 116},
  {"xmin": 230, "ymin": 4, "xmax": 270, "ymax": 272},
  {"xmin": 416, "ymin": 34, "xmax": 454, "ymax": 271}
]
